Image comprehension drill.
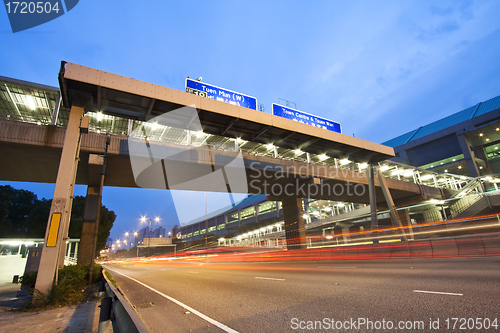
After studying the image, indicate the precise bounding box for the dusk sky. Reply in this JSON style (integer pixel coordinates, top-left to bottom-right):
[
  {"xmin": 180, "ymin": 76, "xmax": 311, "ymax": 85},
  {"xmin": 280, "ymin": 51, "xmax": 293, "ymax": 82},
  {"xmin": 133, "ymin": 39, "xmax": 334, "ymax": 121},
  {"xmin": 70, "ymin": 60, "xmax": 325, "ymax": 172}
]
[{"xmin": 1, "ymin": 1, "xmax": 500, "ymax": 243}]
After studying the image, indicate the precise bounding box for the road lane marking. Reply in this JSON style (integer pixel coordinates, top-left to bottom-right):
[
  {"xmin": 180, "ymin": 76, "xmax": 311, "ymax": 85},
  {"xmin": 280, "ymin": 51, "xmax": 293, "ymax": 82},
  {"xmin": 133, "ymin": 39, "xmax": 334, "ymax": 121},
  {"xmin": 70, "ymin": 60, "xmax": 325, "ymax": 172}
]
[
  {"xmin": 413, "ymin": 290, "xmax": 463, "ymax": 296},
  {"xmin": 188, "ymin": 271, "xmax": 199, "ymax": 274},
  {"xmin": 108, "ymin": 269, "xmax": 239, "ymax": 333},
  {"xmin": 254, "ymin": 277, "xmax": 285, "ymax": 281}
]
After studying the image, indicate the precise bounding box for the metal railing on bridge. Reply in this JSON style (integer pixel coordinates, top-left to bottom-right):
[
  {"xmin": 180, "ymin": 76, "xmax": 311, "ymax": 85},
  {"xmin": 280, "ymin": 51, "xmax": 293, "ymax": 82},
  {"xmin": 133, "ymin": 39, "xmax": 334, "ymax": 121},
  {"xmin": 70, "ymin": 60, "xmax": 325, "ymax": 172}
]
[{"xmin": 2, "ymin": 78, "xmax": 498, "ymax": 194}]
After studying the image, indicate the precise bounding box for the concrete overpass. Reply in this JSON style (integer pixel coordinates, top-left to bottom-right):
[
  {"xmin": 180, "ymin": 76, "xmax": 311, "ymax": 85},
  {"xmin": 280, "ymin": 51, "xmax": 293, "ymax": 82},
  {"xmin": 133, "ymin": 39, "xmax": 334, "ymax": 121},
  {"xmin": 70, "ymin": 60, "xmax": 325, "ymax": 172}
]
[
  {"xmin": 0, "ymin": 63, "xmax": 470, "ymax": 293},
  {"xmin": 0, "ymin": 119, "xmax": 450, "ymax": 204}
]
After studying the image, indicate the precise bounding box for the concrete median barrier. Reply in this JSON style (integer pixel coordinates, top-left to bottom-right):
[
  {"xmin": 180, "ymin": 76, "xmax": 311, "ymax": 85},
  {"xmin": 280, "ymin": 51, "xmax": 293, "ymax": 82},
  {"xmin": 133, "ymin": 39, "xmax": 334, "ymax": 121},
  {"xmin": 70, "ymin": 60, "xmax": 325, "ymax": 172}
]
[
  {"xmin": 408, "ymin": 240, "xmax": 433, "ymax": 258},
  {"xmin": 389, "ymin": 242, "xmax": 411, "ymax": 258},
  {"xmin": 481, "ymin": 234, "xmax": 500, "ymax": 256},
  {"xmin": 456, "ymin": 237, "xmax": 486, "ymax": 257},
  {"xmin": 430, "ymin": 238, "xmax": 458, "ymax": 257}
]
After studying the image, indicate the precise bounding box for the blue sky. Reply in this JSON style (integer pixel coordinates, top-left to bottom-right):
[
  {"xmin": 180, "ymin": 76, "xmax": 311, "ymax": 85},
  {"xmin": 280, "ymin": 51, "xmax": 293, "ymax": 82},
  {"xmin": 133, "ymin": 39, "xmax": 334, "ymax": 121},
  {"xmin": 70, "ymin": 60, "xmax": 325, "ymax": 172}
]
[{"xmin": 1, "ymin": 0, "xmax": 500, "ymax": 242}]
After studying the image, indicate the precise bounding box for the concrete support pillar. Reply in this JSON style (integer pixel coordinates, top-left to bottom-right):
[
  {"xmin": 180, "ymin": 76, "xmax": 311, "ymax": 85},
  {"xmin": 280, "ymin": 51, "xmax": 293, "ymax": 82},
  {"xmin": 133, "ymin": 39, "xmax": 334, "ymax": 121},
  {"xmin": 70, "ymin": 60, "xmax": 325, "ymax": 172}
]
[
  {"xmin": 342, "ymin": 227, "xmax": 350, "ymax": 244},
  {"xmin": 77, "ymin": 153, "xmax": 105, "ymax": 266},
  {"xmin": 77, "ymin": 187, "xmax": 100, "ymax": 265},
  {"xmin": 457, "ymin": 135, "xmax": 480, "ymax": 177},
  {"xmin": 35, "ymin": 105, "xmax": 85, "ymax": 294},
  {"xmin": 282, "ymin": 197, "xmax": 306, "ymax": 250}
]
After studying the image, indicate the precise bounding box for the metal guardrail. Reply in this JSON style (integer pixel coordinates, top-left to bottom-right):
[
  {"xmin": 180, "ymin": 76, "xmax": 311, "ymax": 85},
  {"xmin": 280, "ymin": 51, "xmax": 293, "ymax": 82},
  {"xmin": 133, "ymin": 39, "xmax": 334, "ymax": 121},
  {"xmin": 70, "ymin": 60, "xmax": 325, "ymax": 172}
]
[
  {"xmin": 99, "ymin": 269, "xmax": 149, "ymax": 333},
  {"xmin": 64, "ymin": 256, "xmax": 77, "ymax": 265}
]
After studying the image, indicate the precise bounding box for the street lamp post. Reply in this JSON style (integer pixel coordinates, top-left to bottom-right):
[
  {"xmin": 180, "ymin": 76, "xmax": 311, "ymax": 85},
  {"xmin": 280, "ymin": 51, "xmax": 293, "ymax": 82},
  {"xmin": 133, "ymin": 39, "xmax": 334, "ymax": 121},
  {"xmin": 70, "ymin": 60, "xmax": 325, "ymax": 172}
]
[{"xmin": 134, "ymin": 232, "xmax": 138, "ymax": 257}]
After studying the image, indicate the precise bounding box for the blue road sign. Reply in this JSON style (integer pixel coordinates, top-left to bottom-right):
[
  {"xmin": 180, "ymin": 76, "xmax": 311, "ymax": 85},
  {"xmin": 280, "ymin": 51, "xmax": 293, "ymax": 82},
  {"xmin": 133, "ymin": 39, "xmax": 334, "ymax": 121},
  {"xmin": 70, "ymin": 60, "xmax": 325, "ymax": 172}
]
[
  {"xmin": 272, "ymin": 104, "xmax": 341, "ymax": 133},
  {"xmin": 185, "ymin": 78, "xmax": 257, "ymax": 110}
]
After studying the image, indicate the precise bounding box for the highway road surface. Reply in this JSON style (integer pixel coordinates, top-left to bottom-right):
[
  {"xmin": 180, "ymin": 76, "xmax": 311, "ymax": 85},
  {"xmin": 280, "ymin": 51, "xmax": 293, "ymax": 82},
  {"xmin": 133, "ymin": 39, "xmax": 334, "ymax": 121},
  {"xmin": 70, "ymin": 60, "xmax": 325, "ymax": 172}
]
[{"xmin": 105, "ymin": 257, "xmax": 500, "ymax": 332}]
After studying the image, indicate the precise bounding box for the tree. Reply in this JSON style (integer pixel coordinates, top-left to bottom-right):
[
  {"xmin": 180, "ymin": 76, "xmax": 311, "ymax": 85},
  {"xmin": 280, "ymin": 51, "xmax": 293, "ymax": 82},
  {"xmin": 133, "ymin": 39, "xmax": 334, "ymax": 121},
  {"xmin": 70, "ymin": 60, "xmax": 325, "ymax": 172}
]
[
  {"xmin": 0, "ymin": 185, "xmax": 38, "ymax": 237},
  {"xmin": 25, "ymin": 198, "xmax": 52, "ymax": 237},
  {"xmin": 96, "ymin": 206, "xmax": 116, "ymax": 254},
  {"xmin": 0, "ymin": 187, "xmax": 12, "ymax": 237},
  {"xmin": 0, "ymin": 187, "xmax": 115, "ymax": 255}
]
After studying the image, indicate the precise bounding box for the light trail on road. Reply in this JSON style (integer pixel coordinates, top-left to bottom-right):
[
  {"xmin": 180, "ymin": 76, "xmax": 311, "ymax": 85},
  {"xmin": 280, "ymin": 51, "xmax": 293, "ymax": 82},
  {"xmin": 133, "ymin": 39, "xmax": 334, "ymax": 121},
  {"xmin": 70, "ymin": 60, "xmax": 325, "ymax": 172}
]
[{"xmin": 104, "ymin": 257, "xmax": 500, "ymax": 332}]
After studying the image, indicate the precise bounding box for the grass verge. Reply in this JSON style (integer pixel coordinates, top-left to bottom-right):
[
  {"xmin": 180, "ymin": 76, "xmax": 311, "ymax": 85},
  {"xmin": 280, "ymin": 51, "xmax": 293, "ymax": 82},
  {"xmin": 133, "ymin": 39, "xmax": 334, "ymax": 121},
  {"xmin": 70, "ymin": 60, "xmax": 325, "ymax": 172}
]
[{"xmin": 104, "ymin": 270, "xmax": 118, "ymax": 289}]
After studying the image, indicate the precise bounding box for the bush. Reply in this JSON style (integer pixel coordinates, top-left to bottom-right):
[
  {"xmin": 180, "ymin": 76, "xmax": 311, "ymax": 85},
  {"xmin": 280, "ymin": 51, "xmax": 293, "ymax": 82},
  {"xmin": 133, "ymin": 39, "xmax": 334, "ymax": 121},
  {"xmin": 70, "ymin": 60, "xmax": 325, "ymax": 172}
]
[
  {"xmin": 25, "ymin": 264, "xmax": 102, "ymax": 310},
  {"xmin": 19, "ymin": 271, "xmax": 37, "ymax": 289}
]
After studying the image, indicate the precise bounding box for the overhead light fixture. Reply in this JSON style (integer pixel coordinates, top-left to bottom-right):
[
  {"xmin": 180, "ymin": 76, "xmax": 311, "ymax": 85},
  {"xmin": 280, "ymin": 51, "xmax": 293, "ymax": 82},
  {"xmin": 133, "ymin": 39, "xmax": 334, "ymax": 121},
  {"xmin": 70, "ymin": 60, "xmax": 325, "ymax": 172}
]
[
  {"xmin": 420, "ymin": 174, "xmax": 433, "ymax": 181},
  {"xmin": 496, "ymin": 128, "xmax": 499, "ymax": 131},
  {"xmin": 96, "ymin": 112, "xmax": 103, "ymax": 121},
  {"xmin": 359, "ymin": 163, "xmax": 368, "ymax": 169},
  {"xmin": 486, "ymin": 138, "xmax": 490, "ymax": 142},
  {"xmin": 444, "ymin": 169, "xmax": 448, "ymax": 172},
  {"xmin": 26, "ymin": 95, "xmax": 36, "ymax": 110},
  {"xmin": 402, "ymin": 170, "xmax": 414, "ymax": 177},
  {"xmin": 379, "ymin": 165, "xmax": 390, "ymax": 172},
  {"xmin": 265, "ymin": 143, "xmax": 274, "ymax": 150},
  {"xmin": 318, "ymin": 154, "xmax": 328, "ymax": 161},
  {"xmin": 196, "ymin": 130, "xmax": 205, "ymax": 137},
  {"xmin": 479, "ymin": 133, "xmax": 484, "ymax": 137},
  {"xmin": 429, "ymin": 199, "xmax": 445, "ymax": 205},
  {"xmin": 458, "ymin": 165, "xmax": 462, "ymax": 169},
  {"xmin": 339, "ymin": 158, "xmax": 350, "ymax": 165},
  {"xmin": 294, "ymin": 149, "xmax": 303, "ymax": 155}
]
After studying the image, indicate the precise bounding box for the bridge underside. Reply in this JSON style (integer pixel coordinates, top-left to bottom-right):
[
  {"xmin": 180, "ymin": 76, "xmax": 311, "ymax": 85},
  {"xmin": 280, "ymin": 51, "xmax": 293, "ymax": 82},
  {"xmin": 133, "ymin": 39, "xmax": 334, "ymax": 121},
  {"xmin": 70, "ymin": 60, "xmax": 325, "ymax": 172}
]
[{"xmin": 0, "ymin": 125, "xmax": 446, "ymax": 207}]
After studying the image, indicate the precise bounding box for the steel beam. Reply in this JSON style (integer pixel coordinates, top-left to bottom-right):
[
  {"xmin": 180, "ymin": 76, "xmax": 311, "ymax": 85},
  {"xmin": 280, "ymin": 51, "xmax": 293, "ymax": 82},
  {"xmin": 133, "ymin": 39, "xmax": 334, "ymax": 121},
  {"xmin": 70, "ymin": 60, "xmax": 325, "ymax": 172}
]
[
  {"xmin": 375, "ymin": 165, "xmax": 408, "ymax": 241},
  {"xmin": 368, "ymin": 165, "xmax": 378, "ymax": 243}
]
